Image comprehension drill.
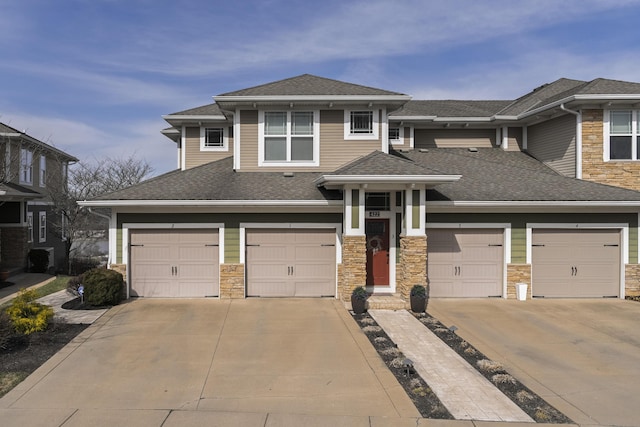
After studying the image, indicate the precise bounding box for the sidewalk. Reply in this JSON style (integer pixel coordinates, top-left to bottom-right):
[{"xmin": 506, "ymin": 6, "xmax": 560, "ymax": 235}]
[{"xmin": 0, "ymin": 273, "xmax": 55, "ymax": 306}]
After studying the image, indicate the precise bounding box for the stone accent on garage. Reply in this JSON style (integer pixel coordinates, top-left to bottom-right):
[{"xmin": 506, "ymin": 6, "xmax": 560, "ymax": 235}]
[
  {"xmin": 507, "ymin": 264, "xmax": 531, "ymax": 300},
  {"xmin": 625, "ymin": 264, "xmax": 640, "ymax": 297},
  {"xmin": 340, "ymin": 235, "xmax": 366, "ymax": 302},
  {"xmin": 220, "ymin": 263, "xmax": 245, "ymax": 299},
  {"xmin": 109, "ymin": 263, "xmax": 128, "ymax": 298},
  {"xmin": 398, "ymin": 235, "xmax": 427, "ymax": 303},
  {"xmin": 582, "ymin": 109, "xmax": 640, "ymax": 192}
]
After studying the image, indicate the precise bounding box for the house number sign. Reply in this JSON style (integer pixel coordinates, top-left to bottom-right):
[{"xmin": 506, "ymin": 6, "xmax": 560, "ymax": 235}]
[{"xmin": 368, "ymin": 211, "xmax": 380, "ymax": 217}]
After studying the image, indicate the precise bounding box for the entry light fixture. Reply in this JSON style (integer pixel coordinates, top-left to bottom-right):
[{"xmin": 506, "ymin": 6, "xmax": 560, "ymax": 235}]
[
  {"xmin": 448, "ymin": 325, "xmax": 459, "ymax": 333},
  {"xmin": 402, "ymin": 358, "xmax": 414, "ymax": 376}
]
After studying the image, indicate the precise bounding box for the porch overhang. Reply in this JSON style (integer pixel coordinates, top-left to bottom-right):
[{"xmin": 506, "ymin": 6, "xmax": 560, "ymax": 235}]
[{"xmin": 314, "ymin": 174, "xmax": 461, "ymax": 190}]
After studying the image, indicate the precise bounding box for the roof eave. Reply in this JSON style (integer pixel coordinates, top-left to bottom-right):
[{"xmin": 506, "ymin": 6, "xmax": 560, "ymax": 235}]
[
  {"xmin": 78, "ymin": 199, "xmax": 343, "ymax": 208},
  {"xmin": 315, "ymin": 174, "xmax": 461, "ymax": 188}
]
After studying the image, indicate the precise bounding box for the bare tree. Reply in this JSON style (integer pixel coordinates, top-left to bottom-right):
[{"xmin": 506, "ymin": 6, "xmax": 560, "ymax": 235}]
[{"xmin": 47, "ymin": 155, "xmax": 153, "ymax": 274}]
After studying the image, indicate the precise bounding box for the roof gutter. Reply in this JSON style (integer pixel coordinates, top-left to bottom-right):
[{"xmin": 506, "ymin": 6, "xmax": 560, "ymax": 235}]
[
  {"xmin": 78, "ymin": 199, "xmax": 343, "ymax": 208},
  {"xmin": 560, "ymin": 103, "xmax": 582, "ymax": 179}
]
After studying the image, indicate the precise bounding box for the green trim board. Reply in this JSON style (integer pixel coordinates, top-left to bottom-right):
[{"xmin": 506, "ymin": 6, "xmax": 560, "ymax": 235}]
[
  {"xmin": 351, "ymin": 189, "xmax": 359, "ymax": 229},
  {"xmin": 426, "ymin": 212, "xmax": 638, "ymax": 264},
  {"xmin": 116, "ymin": 212, "xmax": 342, "ymax": 263}
]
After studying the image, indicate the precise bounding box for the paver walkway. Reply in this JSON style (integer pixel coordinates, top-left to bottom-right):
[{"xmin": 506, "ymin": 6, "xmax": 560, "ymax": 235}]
[{"xmin": 369, "ymin": 309, "xmax": 533, "ymax": 423}]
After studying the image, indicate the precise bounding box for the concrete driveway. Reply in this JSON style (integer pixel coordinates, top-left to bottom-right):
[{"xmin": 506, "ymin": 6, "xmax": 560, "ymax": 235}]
[
  {"xmin": 427, "ymin": 298, "xmax": 640, "ymax": 427},
  {"xmin": 0, "ymin": 298, "xmax": 419, "ymax": 426}
]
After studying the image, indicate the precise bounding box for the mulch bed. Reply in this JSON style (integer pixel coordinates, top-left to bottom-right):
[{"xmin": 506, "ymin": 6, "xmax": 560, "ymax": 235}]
[
  {"xmin": 0, "ymin": 323, "xmax": 89, "ymax": 396},
  {"xmin": 61, "ymin": 297, "xmax": 110, "ymax": 310},
  {"xmin": 354, "ymin": 310, "xmax": 573, "ymax": 423}
]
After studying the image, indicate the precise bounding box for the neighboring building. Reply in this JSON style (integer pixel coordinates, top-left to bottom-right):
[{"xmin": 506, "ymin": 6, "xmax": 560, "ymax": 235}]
[
  {"xmin": 0, "ymin": 123, "xmax": 77, "ymax": 272},
  {"xmin": 80, "ymin": 74, "xmax": 640, "ymax": 304}
]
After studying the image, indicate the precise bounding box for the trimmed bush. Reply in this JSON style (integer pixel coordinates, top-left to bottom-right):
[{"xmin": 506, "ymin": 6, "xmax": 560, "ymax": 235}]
[
  {"xmin": 83, "ymin": 268, "xmax": 123, "ymax": 306},
  {"xmin": 5, "ymin": 289, "xmax": 54, "ymax": 335},
  {"xmin": 28, "ymin": 249, "xmax": 50, "ymax": 273}
]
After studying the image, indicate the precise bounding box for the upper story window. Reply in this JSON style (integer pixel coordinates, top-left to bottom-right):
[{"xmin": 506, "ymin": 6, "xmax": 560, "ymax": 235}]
[
  {"xmin": 200, "ymin": 127, "xmax": 228, "ymax": 151},
  {"xmin": 258, "ymin": 110, "xmax": 319, "ymax": 166},
  {"xmin": 39, "ymin": 155, "xmax": 47, "ymax": 187},
  {"xmin": 26, "ymin": 211, "xmax": 33, "ymax": 242},
  {"xmin": 604, "ymin": 110, "xmax": 640, "ymax": 160},
  {"xmin": 38, "ymin": 211, "xmax": 47, "ymax": 243},
  {"xmin": 20, "ymin": 148, "xmax": 33, "ymax": 185},
  {"xmin": 344, "ymin": 110, "xmax": 379, "ymax": 140}
]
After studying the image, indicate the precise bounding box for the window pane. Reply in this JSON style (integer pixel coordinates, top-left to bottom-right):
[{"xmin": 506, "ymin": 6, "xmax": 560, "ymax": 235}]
[
  {"xmin": 265, "ymin": 112, "xmax": 286, "ymax": 135},
  {"xmin": 292, "ymin": 112, "xmax": 313, "ymax": 135},
  {"xmin": 611, "ymin": 111, "xmax": 632, "ymax": 134},
  {"xmin": 610, "ymin": 136, "xmax": 632, "ymax": 159},
  {"xmin": 351, "ymin": 111, "xmax": 373, "ymax": 134},
  {"xmin": 265, "ymin": 137, "xmax": 286, "ymax": 161},
  {"xmin": 291, "ymin": 137, "xmax": 313, "ymax": 161},
  {"xmin": 205, "ymin": 128, "xmax": 223, "ymax": 147},
  {"xmin": 389, "ymin": 127, "xmax": 400, "ymax": 140}
]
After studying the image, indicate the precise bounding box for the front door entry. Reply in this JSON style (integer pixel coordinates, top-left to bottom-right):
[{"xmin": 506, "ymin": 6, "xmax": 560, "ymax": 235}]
[{"xmin": 366, "ymin": 218, "xmax": 390, "ymax": 286}]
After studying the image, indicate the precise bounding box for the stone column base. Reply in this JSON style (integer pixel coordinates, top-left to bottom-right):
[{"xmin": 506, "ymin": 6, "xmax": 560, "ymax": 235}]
[
  {"xmin": 340, "ymin": 235, "xmax": 367, "ymax": 302},
  {"xmin": 625, "ymin": 264, "xmax": 640, "ymax": 297},
  {"xmin": 506, "ymin": 264, "xmax": 531, "ymax": 300},
  {"xmin": 398, "ymin": 235, "xmax": 427, "ymax": 302},
  {"xmin": 220, "ymin": 263, "xmax": 245, "ymax": 299}
]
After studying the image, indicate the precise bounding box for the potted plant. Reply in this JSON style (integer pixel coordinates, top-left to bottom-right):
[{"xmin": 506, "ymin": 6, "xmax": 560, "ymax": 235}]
[
  {"xmin": 351, "ymin": 286, "xmax": 368, "ymax": 314},
  {"xmin": 0, "ymin": 264, "xmax": 9, "ymax": 282},
  {"xmin": 410, "ymin": 284, "xmax": 427, "ymax": 313}
]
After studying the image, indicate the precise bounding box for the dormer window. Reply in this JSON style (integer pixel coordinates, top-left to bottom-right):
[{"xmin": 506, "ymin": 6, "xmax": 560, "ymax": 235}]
[
  {"xmin": 604, "ymin": 110, "xmax": 640, "ymax": 160},
  {"xmin": 345, "ymin": 109, "xmax": 379, "ymax": 140},
  {"xmin": 200, "ymin": 127, "xmax": 228, "ymax": 151},
  {"xmin": 258, "ymin": 110, "xmax": 319, "ymax": 166}
]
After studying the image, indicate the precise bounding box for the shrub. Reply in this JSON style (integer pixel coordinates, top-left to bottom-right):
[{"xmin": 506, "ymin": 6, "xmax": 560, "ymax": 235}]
[
  {"xmin": 5, "ymin": 289, "xmax": 53, "ymax": 335},
  {"xmin": 410, "ymin": 284, "xmax": 426, "ymax": 297},
  {"xmin": 28, "ymin": 249, "xmax": 50, "ymax": 273},
  {"xmin": 83, "ymin": 268, "xmax": 123, "ymax": 306},
  {"xmin": 351, "ymin": 286, "xmax": 367, "ymax": 300}
]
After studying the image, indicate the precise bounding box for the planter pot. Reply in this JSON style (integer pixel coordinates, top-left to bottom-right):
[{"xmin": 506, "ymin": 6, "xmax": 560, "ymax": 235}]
[
  {"xmin": 0, "ymin": 270, "xmax": 9, "ymax": 282},
  {"xmin": 410, "ymin": 296, "xmax": 427, "ymax": 313},
  {"xmin": 351, "ymin": 296, "xmax": 366, "ymax": 314}
]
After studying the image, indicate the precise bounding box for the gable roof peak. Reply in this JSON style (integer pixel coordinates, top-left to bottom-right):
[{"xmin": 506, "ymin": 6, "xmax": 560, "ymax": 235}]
[{"xmin": 216, "ymin": 74, "xmax": 408, "ymax": 98}]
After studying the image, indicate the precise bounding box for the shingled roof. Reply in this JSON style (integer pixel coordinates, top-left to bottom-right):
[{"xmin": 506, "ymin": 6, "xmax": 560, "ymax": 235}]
[
  {"xmin": 91, "ymin": 157, "xmax": 341, "ymax": 202},
  {"xmin": 167, "ymin": 103, "xmax": 226, "ymax": 117},
  {"xmin": 217, "ymin": 74, "xmax": 407, "ymax": 97},
  {"xmin": 331, "ymin": 150, "xmax": 447, "ymax": 176},
  {"xmin": 401, "ymin": 148, "xmax": 640, "ymax": 202},
  {"xmin": 390, "ymin": 100, "xmax": 511, "ymax": 118}
]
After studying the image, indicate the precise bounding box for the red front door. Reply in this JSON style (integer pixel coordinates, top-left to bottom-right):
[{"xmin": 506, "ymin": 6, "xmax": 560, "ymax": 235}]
[{"xmin": 366, "ymin": 218, "xmax": 390, "ymax": 286}]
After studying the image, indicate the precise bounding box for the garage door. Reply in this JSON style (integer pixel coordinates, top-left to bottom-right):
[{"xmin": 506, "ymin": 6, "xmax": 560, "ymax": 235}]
[
  {"xmin": 130, "ymin": 229, "xmax": 219, "ymax": 297},
  {"xmin": 532, "ymin": 229, "xmax": 620, "ymax": 297},
  {"xmin": 427, "ymin": 229, "xmax": 504, "ymax": 297},
  {"xmin": 246, "ymin": 229, "xmax": 336, "ymax": 297}
]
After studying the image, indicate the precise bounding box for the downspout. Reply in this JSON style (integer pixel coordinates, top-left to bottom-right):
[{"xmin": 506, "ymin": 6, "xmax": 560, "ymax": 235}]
[{"xmin": 560, "ymin": 104, "xmax": 582, "ymax": 179}]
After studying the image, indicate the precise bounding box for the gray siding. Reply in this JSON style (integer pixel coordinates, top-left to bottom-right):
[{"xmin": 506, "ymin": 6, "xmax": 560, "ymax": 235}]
[
  {"xmin": 415, "ymin": 129, "xmax": 496, "ymax": 149},
  {"xmin": 527, "ymin": 114, "xmax": 576, "ymax": 177}
]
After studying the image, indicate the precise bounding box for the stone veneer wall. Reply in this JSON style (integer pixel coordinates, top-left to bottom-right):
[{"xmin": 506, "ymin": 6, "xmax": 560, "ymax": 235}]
[
  {"xmin": 582, "ymin": 109, "xmax": 640, "ymax": 191},
  {"xmin": 0, "ymin": 227, "xmax": 28, "ymax": 267},
  {"xmin": 220, "ymin": 263, "xmax": 245, "ymax": 299},
  {"xmin": 398, "ymin": 235, "xmax": 427, "ymax": 302},
  {"xmin": 625, "ymin": 264, "xmax": 640, "ymax": 297},
  {"xmin": 340, "ymin": 235, "xmax": 366, "ymax": 302},
  {"xmin": 506, "ymin": 264, "xmax": 532, "ymax": 300},
  {"xmin": 109, "ymin": 263, "xmax": 127, "ymax": 299}
]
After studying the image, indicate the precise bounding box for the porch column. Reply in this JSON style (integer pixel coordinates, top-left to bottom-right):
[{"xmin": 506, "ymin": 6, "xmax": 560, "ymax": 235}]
[
  {"xmin": 398, "ymin": 187, "xmax": 427, "ymax": 302},
  {"xmin": 339, "ymin": 186, "xmax": 366, "ymax": 302}
]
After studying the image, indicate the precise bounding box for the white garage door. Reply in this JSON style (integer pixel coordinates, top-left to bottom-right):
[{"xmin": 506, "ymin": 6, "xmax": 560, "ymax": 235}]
[
  {"xmin": 246, "ymin": 228, "xmax": 336, "ymax": 297},
  {"xmin": 532, "ymin": 229, "xmax": 620, "ymax": 297},
  {"xmin": 427, "ymin": 228, "xmax": 504, "ymax": 297},
  {"xmin": 130, "ymin": 229, "xmax": 219, "ymax": 297}
]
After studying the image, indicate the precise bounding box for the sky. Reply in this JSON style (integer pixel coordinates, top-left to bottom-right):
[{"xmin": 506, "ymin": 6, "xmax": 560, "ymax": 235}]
[{"xmin": 2, "ymin": 0, "xmax": 640, "ymax": 176}]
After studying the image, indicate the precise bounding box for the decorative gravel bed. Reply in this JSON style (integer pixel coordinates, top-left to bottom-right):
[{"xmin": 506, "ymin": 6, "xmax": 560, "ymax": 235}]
[
  {"xmin": 352, "ymin": 312, "xmax": 453, "ymax": 419},
  {"xmin": 413, "ymin": 311, "xmax": 574, "ymax": 424},
  {"xmin": 353, "ymin": 310, "xmax": 574, "ymax": 423}
]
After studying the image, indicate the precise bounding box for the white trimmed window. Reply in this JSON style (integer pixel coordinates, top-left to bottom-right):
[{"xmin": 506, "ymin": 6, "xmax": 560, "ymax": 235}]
[
  {"xmin": 19, "ymin": 149, "xmax": 33, "ymax": 185},
  {"xmin": 26, "ymin": 212, "xmax": 34, "ymax": 242},
  {"xmin": 389, "ymin": 127, "xmax": 404, "ymax": 145},
  {"xmin": 344, "ymin": 110, "xmax": 379, "ymax": 140},
  {"xmin": 38, "ymin": 211, "xmax": 46, "ymax": 243},
  {"xmin": 200, "ymin": 127, "xmax": 228, "ymax": 151},
  {"xmin": 604, "ymin": 110, "xmax": 640, "ymax": 160},
  {"xmin": 39, "ymin": 155, "xmax": 47, "ymax": 186},
  {"xmin": 61, "ymin": 214, "xmax": 68, "ymax": 241},
  {"xmin": 258, "ymin": 110, "xmax": 319, "ymax": 166}
]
